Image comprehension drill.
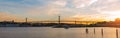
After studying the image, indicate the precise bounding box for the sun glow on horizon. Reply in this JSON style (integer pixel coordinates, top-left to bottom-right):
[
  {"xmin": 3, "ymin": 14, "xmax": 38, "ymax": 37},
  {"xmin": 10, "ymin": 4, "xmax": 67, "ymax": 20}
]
[{"xmin": 102, "ymin": 11, "xmax": 120, "ymax": 21}]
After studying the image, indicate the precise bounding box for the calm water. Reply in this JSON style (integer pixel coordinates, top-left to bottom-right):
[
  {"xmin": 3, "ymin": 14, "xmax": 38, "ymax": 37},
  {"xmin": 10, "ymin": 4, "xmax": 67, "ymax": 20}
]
[{"xmin": 0, "ymin": 27, "xmax": 119, "ymax": 38}]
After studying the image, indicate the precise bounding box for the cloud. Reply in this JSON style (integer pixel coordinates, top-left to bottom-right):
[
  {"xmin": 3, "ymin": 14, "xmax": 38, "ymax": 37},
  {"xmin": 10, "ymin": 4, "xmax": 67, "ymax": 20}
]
[
  {"xmin": 1, "ymin": 0, "xmax": 120, "ymax": 21},
  {"xmin": 90, "ymin": 0, "xmax": 120, "ymax": 11},
  {"xmin": 25, "ymin": 0, "xmax": 102, "ymax": 21},
  {"xmin": 27, "ymin": 5, "xmax": 60, "ymax": 16},
  {"xmin": 51, "ymin": 0, "xmax": 67, "ymax": 7},
  {"xmin": 71, "ymin": 0, "xmax": 98, "ymax": 8},
  {"xmin": 26, "ymin": 0, "xmax": 68, "ymax": 16}
]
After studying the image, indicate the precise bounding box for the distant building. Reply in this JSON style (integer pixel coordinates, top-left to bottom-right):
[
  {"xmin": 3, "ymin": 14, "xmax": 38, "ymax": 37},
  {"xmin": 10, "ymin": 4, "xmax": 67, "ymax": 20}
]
[
  {"xmin": 5, "ymin": 24, "xmax": 20, "ymax": 27},
  {"xmin": 0, "ymin": 21, "xmax": 20, "ymax": 27}
]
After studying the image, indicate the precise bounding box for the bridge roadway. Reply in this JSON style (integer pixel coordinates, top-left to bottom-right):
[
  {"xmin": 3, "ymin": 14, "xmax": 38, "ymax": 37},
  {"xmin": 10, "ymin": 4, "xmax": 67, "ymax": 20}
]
[{"xmin": 31, "ymin": 21, "xmax": 99, "ymax": 24}]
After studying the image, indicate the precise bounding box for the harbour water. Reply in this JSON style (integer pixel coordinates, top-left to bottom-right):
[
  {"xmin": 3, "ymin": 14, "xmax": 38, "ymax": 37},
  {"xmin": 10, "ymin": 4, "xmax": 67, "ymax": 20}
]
[{"xmin": 0, "ymin": 27, "xmax": 118, "ymax": 38}]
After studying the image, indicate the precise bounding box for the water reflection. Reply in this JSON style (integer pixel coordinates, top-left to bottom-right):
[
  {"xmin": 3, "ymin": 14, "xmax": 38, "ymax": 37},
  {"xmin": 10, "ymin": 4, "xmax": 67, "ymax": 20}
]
[{"xmin": 0, "ymin": 27, "xmax": 118, "ymax": 38}]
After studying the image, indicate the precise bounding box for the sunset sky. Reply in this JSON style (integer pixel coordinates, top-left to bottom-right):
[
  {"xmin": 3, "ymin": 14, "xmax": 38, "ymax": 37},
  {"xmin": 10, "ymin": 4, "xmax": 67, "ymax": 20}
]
[{"xmin": 0, "ymin": 0, "xmax": 120, "ymax": 22}]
